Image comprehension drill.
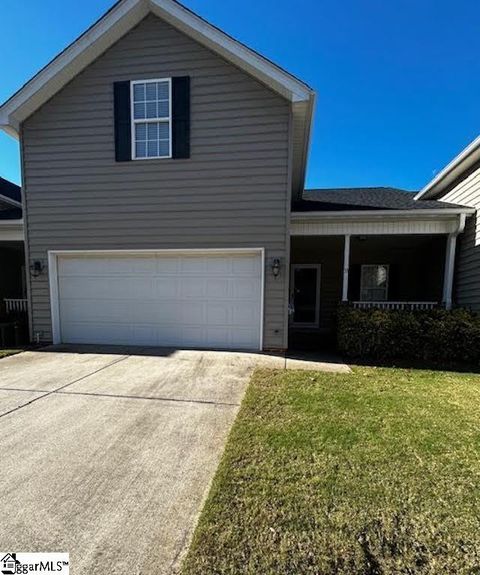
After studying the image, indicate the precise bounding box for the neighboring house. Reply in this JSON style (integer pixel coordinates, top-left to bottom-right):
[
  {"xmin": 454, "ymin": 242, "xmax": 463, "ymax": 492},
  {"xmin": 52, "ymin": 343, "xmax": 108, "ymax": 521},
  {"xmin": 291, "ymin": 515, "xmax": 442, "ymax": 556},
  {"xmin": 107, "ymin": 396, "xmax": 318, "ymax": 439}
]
[
  {"xmin": 415, "ymin": 136, "xmax": 480, "ymax": 313},
  {"xmin": 0, "ymin": 0, "xmax": 474, "ymax": 351},
  {"xmin": 0, "ymin": 177, "xmax": 26, "ymax": 317}
]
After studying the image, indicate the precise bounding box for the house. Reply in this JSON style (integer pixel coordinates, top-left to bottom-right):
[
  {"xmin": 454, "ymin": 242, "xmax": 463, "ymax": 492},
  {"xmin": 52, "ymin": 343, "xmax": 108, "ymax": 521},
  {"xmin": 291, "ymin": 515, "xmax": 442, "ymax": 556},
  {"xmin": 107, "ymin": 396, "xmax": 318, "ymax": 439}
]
[
  {"xmin": 0, "ymin": 0, "xmax": 474, "ymax": 351},
  {"xmin": 0, "ymin": 177, "xmax": 26, "ymax": 317},
  {"xmin": 415, "ymin": 135, "xmax": 480, "ymax": 314}
]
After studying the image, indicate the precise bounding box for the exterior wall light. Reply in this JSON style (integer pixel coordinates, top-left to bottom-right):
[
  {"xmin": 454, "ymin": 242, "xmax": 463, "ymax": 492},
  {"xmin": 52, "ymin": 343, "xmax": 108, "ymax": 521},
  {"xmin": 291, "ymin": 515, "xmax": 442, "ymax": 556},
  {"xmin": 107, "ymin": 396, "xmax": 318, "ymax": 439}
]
[
  {"xmin": 272, "ymin": 258, "xmax": 281, "ymax": 278},
  {"xmin": 30, "ymin": 260, "xmax": 45, "ymax": 278}
]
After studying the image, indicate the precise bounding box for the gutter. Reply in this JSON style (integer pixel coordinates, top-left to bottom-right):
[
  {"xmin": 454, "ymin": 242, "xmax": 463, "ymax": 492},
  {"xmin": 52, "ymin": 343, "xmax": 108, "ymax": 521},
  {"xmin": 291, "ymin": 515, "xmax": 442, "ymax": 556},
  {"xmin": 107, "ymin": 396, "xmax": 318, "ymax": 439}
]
[{"xmin": 291, "ymin": 208, "xmax": 475, "ymax": 220}]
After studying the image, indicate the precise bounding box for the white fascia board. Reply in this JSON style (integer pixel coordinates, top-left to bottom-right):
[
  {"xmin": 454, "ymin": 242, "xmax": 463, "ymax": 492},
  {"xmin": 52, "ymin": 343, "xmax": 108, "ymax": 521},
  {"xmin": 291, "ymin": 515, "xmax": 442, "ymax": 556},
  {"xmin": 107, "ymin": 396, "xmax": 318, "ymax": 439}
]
[
  {"xmin": 291, "ymin": 208, "xmax": 475, "ymax": 220},
  {"xmin": 0, "ymin": 219, "xmax": 24, "ymax": 241},
  {"xmin": 415, "ymin": 135, "xmax": 480, "ymax": 200},
  {"xmin": 149, "ymin": 0, "xmax": 313, "ymax": 102},
  {"xmin": 294, "ymin": 95, "xmax": 316, "ymax": 198},
  {"xmin": 0, "ymin": 0, "xmax": 314, "ymax": 139}
]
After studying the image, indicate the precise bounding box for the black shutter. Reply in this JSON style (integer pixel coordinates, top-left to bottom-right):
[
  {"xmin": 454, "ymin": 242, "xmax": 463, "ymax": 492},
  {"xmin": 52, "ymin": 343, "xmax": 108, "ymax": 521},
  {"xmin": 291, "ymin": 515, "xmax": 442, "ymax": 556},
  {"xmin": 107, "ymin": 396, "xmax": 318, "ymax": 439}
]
[
  {"xmin": 114, "ymin": 81, "xmax": 132, "ymax": 162},
  {"xmin": 172, "ymin": 76, "xmax": 191, "ymax": 159}
]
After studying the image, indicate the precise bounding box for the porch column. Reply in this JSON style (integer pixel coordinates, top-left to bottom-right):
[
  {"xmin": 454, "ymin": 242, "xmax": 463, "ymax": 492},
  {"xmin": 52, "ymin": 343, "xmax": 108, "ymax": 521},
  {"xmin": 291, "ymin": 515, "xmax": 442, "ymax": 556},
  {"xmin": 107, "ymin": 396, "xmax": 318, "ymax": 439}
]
[
  {"xmin": 342, "ymin": 234, "xmax": 351, "ymax": 302},
  {"xmin": 442, "ymin": 233, "xmax": 457, "ymax": 310}
]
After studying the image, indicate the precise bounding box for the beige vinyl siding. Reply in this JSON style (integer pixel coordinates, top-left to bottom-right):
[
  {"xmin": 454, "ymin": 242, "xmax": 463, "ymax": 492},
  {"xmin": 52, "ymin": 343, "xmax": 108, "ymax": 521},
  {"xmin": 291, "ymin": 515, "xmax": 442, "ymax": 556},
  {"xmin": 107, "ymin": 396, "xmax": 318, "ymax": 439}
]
[
  {"xmin": 22, "ymin": 14, "xmax": 291, "ymax": 348},
  {"xmin": 442, "ymin": 163, "xmax": 480, "ymax": 311}
]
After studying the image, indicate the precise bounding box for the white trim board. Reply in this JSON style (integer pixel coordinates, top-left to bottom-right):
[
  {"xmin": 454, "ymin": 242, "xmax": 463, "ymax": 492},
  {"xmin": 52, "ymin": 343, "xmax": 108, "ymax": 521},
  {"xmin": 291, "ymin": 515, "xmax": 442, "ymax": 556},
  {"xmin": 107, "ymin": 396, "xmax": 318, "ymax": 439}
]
[
  {"xmin": 48, "ymin": 247, "xmax": 265, "ymax": 350},
  {"xmin": 291, "ymin": 213, "xmax": 468, "ymax": 236},
  {"xmin": 416, "ymin": 135, "xmax": 480, "ymax": 200},
  {"xmin": 0, "ymin": 220, "xmax": 24, "ymax": 241},
  {"xmin": 130, "ymin": 78, "xmax": 173, "ymax": 160}
]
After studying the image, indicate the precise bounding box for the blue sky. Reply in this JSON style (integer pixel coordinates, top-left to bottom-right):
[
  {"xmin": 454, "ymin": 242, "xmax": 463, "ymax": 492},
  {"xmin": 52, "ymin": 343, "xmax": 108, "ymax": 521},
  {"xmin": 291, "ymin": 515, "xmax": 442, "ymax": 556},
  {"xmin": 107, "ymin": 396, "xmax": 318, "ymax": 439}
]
[{"xmin": 1, "ymin": 0, "xmax": 479, "ymax": 190}]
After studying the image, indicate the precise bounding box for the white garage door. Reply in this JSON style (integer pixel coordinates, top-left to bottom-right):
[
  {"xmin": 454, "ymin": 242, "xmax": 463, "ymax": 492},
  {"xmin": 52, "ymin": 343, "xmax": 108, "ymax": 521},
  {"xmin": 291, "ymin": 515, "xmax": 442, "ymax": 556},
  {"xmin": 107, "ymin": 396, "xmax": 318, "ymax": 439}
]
[{"xmin": 55, "ymin": 251, "xmax": 263, "ymax": 350}]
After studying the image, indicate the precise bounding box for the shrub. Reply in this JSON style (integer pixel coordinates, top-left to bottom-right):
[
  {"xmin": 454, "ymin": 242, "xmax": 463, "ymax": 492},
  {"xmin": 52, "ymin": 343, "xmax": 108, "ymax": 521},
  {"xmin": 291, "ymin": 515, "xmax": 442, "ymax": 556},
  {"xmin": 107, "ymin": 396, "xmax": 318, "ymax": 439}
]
[{"xmin": 337, "ymin": 306, "xmax": 480, "ymax": 366}]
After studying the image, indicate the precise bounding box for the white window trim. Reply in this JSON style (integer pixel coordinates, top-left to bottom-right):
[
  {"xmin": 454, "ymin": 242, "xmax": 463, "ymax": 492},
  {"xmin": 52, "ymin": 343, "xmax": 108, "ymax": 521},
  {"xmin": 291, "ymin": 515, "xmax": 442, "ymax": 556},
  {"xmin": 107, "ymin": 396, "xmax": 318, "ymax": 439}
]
[
  {"xmin": 360, "ymin": 264, "xmax": 390, "ymax": 302},
  {"xmin": 130, "ymin": 78, "xmax": 173, "ymax": 160}
]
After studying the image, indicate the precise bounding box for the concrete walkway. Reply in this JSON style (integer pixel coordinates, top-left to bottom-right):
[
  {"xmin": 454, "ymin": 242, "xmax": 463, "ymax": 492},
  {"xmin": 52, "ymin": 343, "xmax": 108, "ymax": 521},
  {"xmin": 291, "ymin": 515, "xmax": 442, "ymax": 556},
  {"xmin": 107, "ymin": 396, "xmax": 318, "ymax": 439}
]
[{"xmin": 0, "ymin": 346, "xmax": 349, "ymax": 574}]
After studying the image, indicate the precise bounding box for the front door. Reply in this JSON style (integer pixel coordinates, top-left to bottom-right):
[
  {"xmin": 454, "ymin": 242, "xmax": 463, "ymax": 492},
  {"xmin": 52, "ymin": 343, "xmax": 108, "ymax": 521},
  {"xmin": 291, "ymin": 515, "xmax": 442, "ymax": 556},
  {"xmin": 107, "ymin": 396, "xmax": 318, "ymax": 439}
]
[{"xmin": 290, "ymin": 264, "xmax": 321, "ymax": 327}]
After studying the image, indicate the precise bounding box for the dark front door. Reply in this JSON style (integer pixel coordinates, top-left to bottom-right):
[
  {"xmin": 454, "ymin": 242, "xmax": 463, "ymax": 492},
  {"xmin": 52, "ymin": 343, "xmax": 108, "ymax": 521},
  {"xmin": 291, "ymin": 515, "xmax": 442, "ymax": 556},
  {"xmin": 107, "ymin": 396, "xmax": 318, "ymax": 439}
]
[{"xmin": 290, "ymin": 265, "xmax": 321, "ymax": 326}]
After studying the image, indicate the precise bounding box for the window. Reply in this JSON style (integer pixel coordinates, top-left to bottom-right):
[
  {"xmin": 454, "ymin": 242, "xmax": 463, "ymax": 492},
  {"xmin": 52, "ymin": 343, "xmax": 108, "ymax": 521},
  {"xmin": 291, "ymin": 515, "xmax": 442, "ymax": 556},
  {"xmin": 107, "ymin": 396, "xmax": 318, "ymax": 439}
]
[
  {"xmin": 131, "ymin": 79, "xmax": 172, "ymax": 159},
  {"xmin": 360, "ymin": 265, "xmax": 389, "ymax": 301}
]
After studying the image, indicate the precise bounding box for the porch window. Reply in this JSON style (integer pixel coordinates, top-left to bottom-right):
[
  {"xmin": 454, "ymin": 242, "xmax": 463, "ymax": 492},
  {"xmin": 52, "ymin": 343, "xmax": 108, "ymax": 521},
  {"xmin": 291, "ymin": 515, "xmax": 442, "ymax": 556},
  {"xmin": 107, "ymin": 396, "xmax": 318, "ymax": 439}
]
[{"xmin": 360, "ymin": 264, "xmax": 389, "ymax": 301}]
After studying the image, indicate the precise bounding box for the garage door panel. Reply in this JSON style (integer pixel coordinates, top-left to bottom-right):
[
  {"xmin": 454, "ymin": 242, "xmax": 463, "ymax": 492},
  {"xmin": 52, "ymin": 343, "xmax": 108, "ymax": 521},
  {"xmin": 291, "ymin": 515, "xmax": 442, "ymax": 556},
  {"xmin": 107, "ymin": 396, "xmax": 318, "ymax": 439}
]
[
  {"xmin": 206, "ymin": 279, "xmax": 231, "ymax": 299},
  {"xmin": 233, "ymin": 303, "xmax": 259, "ymax": 326},
  {"xmin": 234, "ymin": 278, "xmax": 260, "ymax": 299},
  {"xmin": 233, "ymin": 256, "xmax": 261, "ymax": 275},
  {"xmin": 179, "ymin": 257, "xmax": 206, "ymax": 274},
  {"xmin": 153, "ymin": 277, "xmax": 178, "ymax": 298},
  {"xmin": 108, "ymin": 256, "xmax": 157, "ymax": 275},
  {"xmin": 206, "ymin": 257, "xmax": 232, "ymax": 275},
  {"xmin": 180, "ymin": 302, "xmax": 205, "ymax": 324},
  {"xmin": 56, "ymin": 252, "xmax": 262, "ymax": 350},
  {"xmin": 59, "ymin": 277, "xmax": 111, "ymax": 299},
  {"xmin": 233, "ymin": 328, "xmax": 259, "ymax": 348},
  {"xmin": 108, "ymin": 277, "xmax": 154, "ymax": 299},
  {"xmin": 180, "ymin": 280, "xmax": 205, "ymax": 298},
  {"xmin": 155, "ymin": 258, "xmax": 179, "ymax": 274}
]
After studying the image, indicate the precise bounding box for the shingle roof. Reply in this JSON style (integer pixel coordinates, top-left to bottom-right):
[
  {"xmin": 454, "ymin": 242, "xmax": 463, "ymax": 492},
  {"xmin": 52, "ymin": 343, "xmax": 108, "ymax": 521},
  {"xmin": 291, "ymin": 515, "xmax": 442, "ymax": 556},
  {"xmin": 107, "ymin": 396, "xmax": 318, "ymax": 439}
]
[
  {"xmin": 0, "ymin": 177, "xmax": 22, "ymax": 220},
  {"xmin": 294, "ymin": 187, "xmax": 464, "ymax": 212},
  {"xmin": 0, "ymin": 177, "xmax": 21, "ymax": 204}
]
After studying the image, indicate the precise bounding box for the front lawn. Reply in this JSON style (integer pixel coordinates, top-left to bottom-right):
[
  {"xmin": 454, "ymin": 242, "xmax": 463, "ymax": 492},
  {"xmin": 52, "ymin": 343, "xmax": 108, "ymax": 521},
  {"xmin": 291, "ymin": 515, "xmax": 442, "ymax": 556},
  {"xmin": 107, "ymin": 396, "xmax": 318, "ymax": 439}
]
[
  {"xmin": 183, "ymin": 367, "xmax": 480, "ymax": 574},
  {"xmin": 0, "ymin": 349, "xmax": 22, "ymax": 360}
]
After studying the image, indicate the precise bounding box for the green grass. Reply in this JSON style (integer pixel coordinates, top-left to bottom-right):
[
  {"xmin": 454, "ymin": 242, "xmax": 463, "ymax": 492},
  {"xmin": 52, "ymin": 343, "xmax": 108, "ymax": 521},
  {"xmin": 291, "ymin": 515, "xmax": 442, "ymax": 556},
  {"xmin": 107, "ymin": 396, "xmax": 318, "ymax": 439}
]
[
  {"xmin": 182, "ymin": 367, "xmax": 480, "ymax": 574},
  {"xmin": 0, "ymin": 349, "xmax": 22, "ymax": 359}
]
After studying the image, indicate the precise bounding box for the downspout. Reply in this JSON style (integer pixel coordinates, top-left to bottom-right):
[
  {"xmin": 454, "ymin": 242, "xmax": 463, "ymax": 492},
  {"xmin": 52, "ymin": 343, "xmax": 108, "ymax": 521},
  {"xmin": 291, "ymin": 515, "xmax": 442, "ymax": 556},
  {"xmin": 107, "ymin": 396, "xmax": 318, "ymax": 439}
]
[{"xmin": 442, "ymin": 213, "xmax": 466, "ymax": 309}]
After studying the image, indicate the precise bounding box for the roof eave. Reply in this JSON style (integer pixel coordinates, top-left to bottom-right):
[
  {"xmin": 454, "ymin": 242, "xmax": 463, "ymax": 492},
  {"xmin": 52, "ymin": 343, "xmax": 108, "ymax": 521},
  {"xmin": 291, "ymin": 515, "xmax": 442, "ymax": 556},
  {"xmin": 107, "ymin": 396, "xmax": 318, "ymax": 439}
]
[
  {"xmin": 415, "ymin": 135, "xmax": 480, "ymax": 201},
  {"xmin": 0, "ymin": 0, "xmax": 314, "ymax": 139},
  {"xmin": 0, "ymin": 193, "xmax": 22, "ymax": 208}
]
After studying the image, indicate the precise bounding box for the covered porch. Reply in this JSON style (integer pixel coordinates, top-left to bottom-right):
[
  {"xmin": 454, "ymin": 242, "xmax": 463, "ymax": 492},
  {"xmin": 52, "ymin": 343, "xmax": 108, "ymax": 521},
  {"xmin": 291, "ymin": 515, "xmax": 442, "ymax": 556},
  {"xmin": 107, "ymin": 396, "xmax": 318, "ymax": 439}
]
[
  {"xmin": 289, "ymin": 206, "xmax": 472, "ymax": 348},
  {"xmin": 0, "ymin": 219, "xmax": 27, "ymax": 345}
]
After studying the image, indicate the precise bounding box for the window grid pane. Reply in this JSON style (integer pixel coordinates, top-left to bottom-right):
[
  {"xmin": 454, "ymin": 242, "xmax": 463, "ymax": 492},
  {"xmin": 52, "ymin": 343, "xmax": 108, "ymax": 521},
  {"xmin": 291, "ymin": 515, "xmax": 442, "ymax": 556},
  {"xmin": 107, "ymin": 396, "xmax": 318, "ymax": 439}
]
[
  {"xmin": 360, "ymin": 265, "xmax": 389, "ymax": 302},
  {"xmin": 133, "ymin": 81, "xmax": 170, "ymax": 119},
  {"xmin": 132, "ymin": 80, "xmax": 171, "ymax": 159},
  {"xmin": 134, "ymin": 121, "xmax": 170, "ymax": 159}
]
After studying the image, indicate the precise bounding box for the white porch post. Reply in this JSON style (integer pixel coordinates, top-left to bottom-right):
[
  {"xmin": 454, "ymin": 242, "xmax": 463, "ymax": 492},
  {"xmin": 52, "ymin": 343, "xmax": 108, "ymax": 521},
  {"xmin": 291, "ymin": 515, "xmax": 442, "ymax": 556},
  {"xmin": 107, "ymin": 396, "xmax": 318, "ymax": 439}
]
[
  {"xmin": 442, "ymin": 233, "xmax": 457, "ymax": 310},
  {"xmin": 342, "ymin": 234, "xmax": 351, "ymax": 302}
]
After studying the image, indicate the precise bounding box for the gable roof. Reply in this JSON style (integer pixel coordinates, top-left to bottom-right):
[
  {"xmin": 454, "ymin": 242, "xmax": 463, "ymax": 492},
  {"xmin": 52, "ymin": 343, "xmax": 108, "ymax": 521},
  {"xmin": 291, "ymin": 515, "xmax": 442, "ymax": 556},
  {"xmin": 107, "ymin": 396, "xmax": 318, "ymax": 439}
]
[
  {"xmin": 0, "ymin": 177, "xmax": 22, "ymax": 208},
  {"xmin": 294, "ymin": 187, "xmax": 469, "ymax": 212},
  {"xmin": 0, "ymin": 0, "xmax": 315, "ymax": 197},
  {"xmin": 415, "ymin": 135, "xmax": 480, "ymax": 201}
]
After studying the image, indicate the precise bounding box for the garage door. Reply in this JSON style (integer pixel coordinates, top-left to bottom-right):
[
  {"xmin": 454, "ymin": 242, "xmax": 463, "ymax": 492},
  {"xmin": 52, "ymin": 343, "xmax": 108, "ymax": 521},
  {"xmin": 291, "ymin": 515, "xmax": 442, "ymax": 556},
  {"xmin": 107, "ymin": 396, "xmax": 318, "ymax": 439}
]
[{"xmin": 55, "ymin": 251, "xmax": 263, "ymax": 350}]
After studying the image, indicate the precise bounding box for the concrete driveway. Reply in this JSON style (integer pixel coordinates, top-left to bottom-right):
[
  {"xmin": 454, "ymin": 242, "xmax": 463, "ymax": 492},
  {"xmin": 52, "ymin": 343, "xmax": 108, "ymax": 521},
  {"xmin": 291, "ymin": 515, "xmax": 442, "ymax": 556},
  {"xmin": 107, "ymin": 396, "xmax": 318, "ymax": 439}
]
[{"xmin": 0, "ymin": 345, "xmax": 278, "ymax": 574}]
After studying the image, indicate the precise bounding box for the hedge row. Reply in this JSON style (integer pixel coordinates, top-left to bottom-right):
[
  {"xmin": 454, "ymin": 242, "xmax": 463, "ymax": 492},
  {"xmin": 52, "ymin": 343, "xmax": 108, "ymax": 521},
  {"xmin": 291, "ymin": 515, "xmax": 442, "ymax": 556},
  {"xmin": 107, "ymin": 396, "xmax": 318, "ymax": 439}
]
[{"xmin": 337, "ymin": 306, "xmax": 480, "ymax": 365}]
